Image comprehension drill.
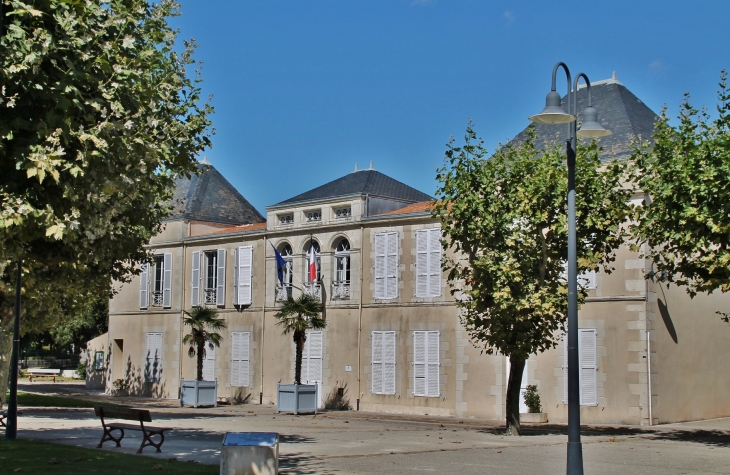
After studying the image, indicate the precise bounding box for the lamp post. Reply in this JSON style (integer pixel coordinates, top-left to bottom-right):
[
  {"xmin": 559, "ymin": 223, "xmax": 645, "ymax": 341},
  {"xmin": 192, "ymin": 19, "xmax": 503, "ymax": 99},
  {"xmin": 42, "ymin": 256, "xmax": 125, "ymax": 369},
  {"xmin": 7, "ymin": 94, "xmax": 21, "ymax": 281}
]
[
  {"xmin": 5, "ymin": 259, "xmax": 22, "ymax": 441},
  {"xmin": 529, "ymin": 62, "xmax": 610, "ymax": 475}
]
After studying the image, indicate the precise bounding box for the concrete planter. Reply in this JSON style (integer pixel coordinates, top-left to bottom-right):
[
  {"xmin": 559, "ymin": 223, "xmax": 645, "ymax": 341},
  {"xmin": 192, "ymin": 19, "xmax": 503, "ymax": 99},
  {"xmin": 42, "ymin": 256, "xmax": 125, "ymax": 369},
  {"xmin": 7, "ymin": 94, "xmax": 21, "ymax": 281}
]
[
  {"xmin": 521, "ymin": 412, "xmax": 548, "ymax": 423},
  {"xmin": 181, "ymin": 379, "xmax": 218, "ymax": 407},
  {"xmin": 277, "ymin": 383, "xmax": 317, "ymax": 415}
]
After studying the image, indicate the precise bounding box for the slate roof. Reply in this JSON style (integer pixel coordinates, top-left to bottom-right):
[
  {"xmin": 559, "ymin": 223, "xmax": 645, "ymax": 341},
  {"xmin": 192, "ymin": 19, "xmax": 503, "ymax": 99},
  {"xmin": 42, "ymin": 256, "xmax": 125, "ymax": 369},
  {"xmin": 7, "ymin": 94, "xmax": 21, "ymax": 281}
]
[
  {"xmin": 510, "ymin": 75, "xmax": 660, "ymax": 160},
  {"xmin": 166, "ymin": 163, "xmax": 265, "ymax": 225},
  {"xmin": 273, "ymin": 169, "xmax": 433, "ymax": 207}
]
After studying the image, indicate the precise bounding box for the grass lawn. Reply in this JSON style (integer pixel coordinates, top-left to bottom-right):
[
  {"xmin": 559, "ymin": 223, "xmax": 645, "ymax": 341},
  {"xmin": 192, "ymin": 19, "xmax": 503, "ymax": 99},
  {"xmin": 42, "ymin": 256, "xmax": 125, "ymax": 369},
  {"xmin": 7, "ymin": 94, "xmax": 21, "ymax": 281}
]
[
  {"xmin": 5, "ymin": 392, "xmax": 119, "ymax": 408},
  {"xmin": 0, "ymin": 438, "xmax": 217, "ymax": 474}
]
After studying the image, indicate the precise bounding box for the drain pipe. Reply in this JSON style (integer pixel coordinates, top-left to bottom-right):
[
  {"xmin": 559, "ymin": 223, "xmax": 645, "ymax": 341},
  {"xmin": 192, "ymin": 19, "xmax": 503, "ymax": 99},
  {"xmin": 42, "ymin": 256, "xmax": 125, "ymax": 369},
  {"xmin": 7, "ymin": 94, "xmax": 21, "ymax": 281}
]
[
  {"xmin": 647, "ymin": 329, "xmax": 652, "ymax": 425},
  {"xmin": 356, "ymin": 223, "xmax": 365, "ymax": 411},
  {"xmin": 261, "ymin": 234, "xmax": 267, "ymax": 405},
  {"xmin": 179, "ymin": 223, "xmax": 189, "ymax": 394}
]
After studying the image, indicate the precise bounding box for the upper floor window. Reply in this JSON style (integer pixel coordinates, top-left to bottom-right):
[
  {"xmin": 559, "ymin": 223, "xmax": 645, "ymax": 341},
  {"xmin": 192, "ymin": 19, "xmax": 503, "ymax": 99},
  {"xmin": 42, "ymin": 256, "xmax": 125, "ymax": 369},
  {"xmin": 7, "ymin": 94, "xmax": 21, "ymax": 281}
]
[
  {"xmin": 374, "ymin": 232, "xmax": 398, "ymax": 300},
  {"xmin": 204, "ymin": 251, "xmax": 218, "ymax": 305},
  {"xmin": 415, "ymin": 228, "xmax": 442, "ymax": 298},
  {"xmin": 305, "ymin": 240, "xmax": 321, "ymax": 283},
  {"xmin": 151, "ymin": 255, "xmax": 165, "ymax": 307},
  {"xmin": 306, "ymin": 210, "xmax": 322, "ymax": 222},
  {"xmin": 192, "ymin": 249, "xmax": 225, "ymax": 307},
  {"xmin": 332, "ymin": 238, "xmax": 351, "ymax": 300},
  {"xmin": 276, "ymin": 243, "xmax": 294, "ymax": 301},
  {"xmin": 278, "ymin": 214, "xmax": 293, "ymax": 225}
]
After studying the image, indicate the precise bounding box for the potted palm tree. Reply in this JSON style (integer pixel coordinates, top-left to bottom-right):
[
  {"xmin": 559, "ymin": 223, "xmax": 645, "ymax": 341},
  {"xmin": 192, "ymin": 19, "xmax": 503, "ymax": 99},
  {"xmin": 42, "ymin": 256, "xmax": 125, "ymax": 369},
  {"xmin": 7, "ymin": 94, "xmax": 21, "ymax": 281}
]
[
  {"xmin": 275, "ymin": 294, "xmax": 326, "ymax": 414},
  {"xmin": 180, "ymin": 306, "xmax": 226, "ymax": 408}
]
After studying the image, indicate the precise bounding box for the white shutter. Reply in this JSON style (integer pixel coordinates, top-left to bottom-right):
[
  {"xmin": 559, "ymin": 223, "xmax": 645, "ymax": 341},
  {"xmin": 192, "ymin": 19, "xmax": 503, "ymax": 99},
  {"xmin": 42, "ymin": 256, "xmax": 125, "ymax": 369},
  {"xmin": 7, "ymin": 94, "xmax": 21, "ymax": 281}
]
[
  {"xmin": 233, "ymin": 248, "xmax": 239, "ymax": 305},
  {"xmin": 413, "ymin": 331, "xmax": 426, "ymax": 396},
  {"xmin": 163, "ymin": 253, "xmax": 172, "ymax": 308},
  {"xmin": 416, "ymin": 231, "xmax": 429, "ymax": 297},
  {"xmin": 191, "ymin": 251, "xmax": 201, "ymax": 307},
  {"xmin": 428, "ymin": 229, "xmax": 441, "ymax": 297},
  {"xmin": 383, "ymin": 331, "xmax": 396, "ymax": 395},
  {"xmin": 305, "ymin": 331, "xmax": 323, "ymax": 384},
  {"xmin": 386, "ymin": 232, "xmax": 398, "ymax": 298},
  {"xmin": 202, "ymin": 344, "xmax": 216, "ymax": 381},
  {"xmin": 216, "ymin": 249, "xmax": 226, "ymax": 306},
  {"xmin": 563, "ymin": 332, "xmax": 568, "ymax": 404},
  {"xmin": 236, "ymin": 246, "xmax": 252, "ymax": 306},
  {"xmin": 371, "ymin": 332, "xmax": 383, "ymax": 394},
  {"xmin": 139, "ymin": 263, "xmax": 149, "ymax": 309},
  {"xmin": 374, "ymin": 233, "xmax": 386, "ymax": 299},
  {"xmin": 426, "ymin": 331, "xmax": 440, "ymax": 397},
  {"xmin": 146, "ymin": 333, "xmax": 162, "ymax": 383},
  {"xmin": 231, "ymin": 332, "xmax": 251, "ymax": 388},
  {"xmin": 579, "ymin": 329, "xmax": 598, "ymax": 406}
]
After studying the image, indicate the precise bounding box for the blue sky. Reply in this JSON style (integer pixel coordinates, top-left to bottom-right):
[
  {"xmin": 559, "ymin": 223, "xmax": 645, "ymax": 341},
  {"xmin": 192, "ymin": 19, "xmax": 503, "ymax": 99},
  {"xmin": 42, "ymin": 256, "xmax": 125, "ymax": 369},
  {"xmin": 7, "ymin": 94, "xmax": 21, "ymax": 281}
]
[{"xmin": 169, "ymin": 1, "xmax": 729, "ymax": 213}]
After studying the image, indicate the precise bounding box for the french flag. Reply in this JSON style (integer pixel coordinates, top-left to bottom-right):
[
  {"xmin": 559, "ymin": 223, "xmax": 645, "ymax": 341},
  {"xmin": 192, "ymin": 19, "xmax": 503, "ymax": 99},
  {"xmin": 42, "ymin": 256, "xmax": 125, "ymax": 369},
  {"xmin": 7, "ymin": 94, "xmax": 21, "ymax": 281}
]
[{"xmin": 308, "ymin": 244, "xmax": 319, "ymax": 282}]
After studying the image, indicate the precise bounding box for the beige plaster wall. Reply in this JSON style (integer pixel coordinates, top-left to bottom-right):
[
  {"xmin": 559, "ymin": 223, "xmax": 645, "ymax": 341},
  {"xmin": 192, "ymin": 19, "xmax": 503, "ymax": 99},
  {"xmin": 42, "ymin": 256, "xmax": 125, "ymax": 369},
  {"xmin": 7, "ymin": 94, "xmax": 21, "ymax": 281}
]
[
  {"xmin": 649, "ymin": 282, "xmax": 730, "ymax": 423},
  {"xmin": 85, "ymin": 333, "xmax": 108, "ymax": 390}
]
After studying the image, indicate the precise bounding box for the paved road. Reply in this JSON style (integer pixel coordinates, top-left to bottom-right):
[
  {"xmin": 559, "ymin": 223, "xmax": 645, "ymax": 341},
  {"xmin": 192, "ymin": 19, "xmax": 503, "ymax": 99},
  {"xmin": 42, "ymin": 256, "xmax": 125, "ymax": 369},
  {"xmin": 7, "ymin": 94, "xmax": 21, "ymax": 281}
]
[{"xmin": 9, "ymin": 382, "xmax": 730, "ymax": 474}]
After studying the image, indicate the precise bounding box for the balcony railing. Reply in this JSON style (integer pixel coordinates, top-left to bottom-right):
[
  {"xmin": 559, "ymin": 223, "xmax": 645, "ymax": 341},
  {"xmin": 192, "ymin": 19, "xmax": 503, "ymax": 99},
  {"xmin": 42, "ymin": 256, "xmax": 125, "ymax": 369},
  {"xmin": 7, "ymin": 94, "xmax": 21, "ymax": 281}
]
[
  {"xmin": 151, "ymin": 291, "xmax": 164, "ymax": 307},
  {"xmin": 331, "ymin": 281, "xmax": 350, "ymax": 300},
  {"xmin": 204, "ymin": 288, "xmax": 217, "ymax": 305},
  {"xmin": 303, "ymin": 282, "xmax": 321, "ymax": 299},
  {"xmin": 276, "ymin": 284, "xmax": 293, "ymax": 302}
]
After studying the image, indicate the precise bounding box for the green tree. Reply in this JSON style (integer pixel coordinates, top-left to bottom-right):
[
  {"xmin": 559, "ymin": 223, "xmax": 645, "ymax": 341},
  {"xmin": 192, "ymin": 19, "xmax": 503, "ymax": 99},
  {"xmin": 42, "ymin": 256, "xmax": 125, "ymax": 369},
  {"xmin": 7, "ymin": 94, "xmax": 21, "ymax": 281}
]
[
  {"xmin": 632, "ymin": 71, "xmax": 730, "ymax": 312},
  {"xmin": 434, "ymin": 124, "xmax": 632, "ymax": 435},
  {"xmin": 274, "ymin": 294, "xmax": 326, "ymax": 385},
  {"xmin": 182, "ymin": 306, "xmax": 226, "ymax": 382},
  {"xmin": 0, "ymin": 0, "xmax": 213, "ymax": 402}
]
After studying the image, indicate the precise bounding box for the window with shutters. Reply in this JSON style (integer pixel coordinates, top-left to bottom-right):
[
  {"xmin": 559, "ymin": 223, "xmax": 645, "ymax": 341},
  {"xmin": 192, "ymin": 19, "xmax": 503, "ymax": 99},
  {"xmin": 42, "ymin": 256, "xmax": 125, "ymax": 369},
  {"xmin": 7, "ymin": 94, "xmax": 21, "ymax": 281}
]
[
  {"xmin": 374, "ymin": 232, "xmax": 398, "ymax": 300},
  {"xmin": 416, "ymin": 228, "xmax": 442, "ymax": 298},
  {"xmin": 145, "ymin": 333, "xmax": 162, "ymax": 383},
  {"xmin": 332, "ymin": 238, "xmax": 351, "ymax": 300},
  {"xmin": 562, "ymin": 329, "xmax": 598, "ymax": 406},
  {"xmin": 202, "ymin": 344, "xmax": 216, "ymax": 381},
  {"xmin": 413, "ymin": 331, "xmax": 439, "ymax": 397},
  {"xmin": 231, "ymin": 332, "xmax": 250, "ymax": 387},
  {"xmin": 275, "ymin": 244, "xmax": 293, "ymax": 302},
  {"xmin": 234, "ymin": 246, "xmax": 252, "ymax": 306},
  {"xmin": 301, "ymin": 331, "xmax": 323, "ymax": 384},
  {"xmin": 371, "ymin": 331, "xmax": 396, "ymax": 395},
  {"xmin": 151, "ymin": 256, "xmax": 165, "ymax": 307}
]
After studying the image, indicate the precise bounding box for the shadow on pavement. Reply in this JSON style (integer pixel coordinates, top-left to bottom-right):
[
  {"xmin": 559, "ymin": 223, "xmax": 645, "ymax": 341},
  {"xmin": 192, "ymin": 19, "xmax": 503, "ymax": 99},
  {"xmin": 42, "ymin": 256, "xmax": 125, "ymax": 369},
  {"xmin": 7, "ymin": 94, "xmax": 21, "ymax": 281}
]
[
  {"xmin": 279, "ymin": 433, "xmax": 317, "ymax": 444},
  {"xmin": 649, "ymin": 429, "xmax": 730, "ymax": 448},
  {"xmin": 280, "ymin": 451, "xmax": 340, "ymax": 474}
]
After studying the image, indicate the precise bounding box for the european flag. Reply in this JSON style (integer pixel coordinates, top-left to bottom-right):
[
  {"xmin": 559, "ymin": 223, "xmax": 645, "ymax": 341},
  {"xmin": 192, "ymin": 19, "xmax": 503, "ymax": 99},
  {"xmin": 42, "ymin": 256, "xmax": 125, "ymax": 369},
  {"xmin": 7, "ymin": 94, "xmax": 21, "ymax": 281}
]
[{"xmin": 270, "ymin": 242, "xmax": 287, "ymax": 284}]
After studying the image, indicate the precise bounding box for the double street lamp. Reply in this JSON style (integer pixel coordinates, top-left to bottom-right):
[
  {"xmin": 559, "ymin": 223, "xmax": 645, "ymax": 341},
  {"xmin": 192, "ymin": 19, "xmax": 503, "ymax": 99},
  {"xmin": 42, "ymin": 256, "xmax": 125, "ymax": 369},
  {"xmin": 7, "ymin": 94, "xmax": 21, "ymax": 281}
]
[{"xmin": 529, "ymin": 62, "xmax": 610, "ymax": 475}]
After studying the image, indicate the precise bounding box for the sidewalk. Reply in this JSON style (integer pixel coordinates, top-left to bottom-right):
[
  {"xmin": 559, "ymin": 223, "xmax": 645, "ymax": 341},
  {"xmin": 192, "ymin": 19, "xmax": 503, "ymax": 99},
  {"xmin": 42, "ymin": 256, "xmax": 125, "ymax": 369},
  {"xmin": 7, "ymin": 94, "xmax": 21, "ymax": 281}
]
[{"xmin": 11, "ymin": 382, "xmax": 730, "ymax": 474}]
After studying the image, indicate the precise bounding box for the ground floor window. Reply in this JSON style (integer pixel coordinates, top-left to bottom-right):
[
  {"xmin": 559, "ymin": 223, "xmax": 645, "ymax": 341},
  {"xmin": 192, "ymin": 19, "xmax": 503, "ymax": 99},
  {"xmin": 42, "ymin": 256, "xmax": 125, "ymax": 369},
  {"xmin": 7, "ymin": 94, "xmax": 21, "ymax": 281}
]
[
  {"xmin": 372, "ymin": 331, "xmax": 396, "ymax": 395},
  {"xmin": 413, "ymin": 331, "xmax": 439, "ymax": 397},
  {"xmin": 231, "ymin": 332, "xmax": 250, "ymax": 387},
  {"xmin": 563, "ymin": 329, "xmax": 598, "ymax": 406},
  {"xmin": 145, "ymin": 333, "xmax": 162, "ymax": 383}
]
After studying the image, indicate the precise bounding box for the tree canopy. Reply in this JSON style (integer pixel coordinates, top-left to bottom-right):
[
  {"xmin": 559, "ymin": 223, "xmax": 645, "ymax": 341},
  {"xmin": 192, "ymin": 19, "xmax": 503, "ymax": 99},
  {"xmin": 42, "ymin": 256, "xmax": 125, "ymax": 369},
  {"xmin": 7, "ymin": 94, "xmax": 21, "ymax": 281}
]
[
  {"xmin": 434, "ymin": 124, "xmax": 633, "ymax": 434},
  {"xmin": 632, "ymin": 71, "xmax": 730, "ymax": 302},
  {"xmin": 0, "ymin": 0, "xmax": 213, "ymax": 403}
]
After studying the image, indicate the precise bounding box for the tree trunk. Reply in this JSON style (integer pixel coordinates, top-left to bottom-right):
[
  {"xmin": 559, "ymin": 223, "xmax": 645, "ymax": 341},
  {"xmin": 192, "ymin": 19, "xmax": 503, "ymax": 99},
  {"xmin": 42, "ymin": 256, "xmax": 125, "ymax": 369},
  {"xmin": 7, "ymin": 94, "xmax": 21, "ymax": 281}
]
[
  {"xmin": 505, "ymin": 353, "xmax": 526, "ymax": 436},
  {"xmin": 197, "ymin": 340, "xmax": 204, "ymax": 381},
  {"xmin": 0, "ymin": 315, "xmax": 13, "ymax": 409},
  {"xmin": 294, "ymin": 329, "xmax": 305, "ymax": 385}
]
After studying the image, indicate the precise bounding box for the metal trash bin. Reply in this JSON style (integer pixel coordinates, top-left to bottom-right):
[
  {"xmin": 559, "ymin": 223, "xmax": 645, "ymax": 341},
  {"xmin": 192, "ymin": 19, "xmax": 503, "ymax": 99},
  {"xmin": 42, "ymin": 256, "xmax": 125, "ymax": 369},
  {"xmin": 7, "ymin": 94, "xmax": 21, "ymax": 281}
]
[{"xmin": 220, "ymin": 432, "xmax": 279, "ymax": 475}]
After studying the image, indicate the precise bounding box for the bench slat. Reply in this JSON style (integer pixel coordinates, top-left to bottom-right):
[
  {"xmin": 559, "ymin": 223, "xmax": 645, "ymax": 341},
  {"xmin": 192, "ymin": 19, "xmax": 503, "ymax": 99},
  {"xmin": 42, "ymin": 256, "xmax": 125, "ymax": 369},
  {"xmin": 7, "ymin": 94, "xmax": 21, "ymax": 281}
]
[
  {"xmin": 26, "ymin": 369, "xmax": 61, "ymax": 374},
  {"xmin": 95, "ymin": 405, "xmax": 152, "ymax": 423}
]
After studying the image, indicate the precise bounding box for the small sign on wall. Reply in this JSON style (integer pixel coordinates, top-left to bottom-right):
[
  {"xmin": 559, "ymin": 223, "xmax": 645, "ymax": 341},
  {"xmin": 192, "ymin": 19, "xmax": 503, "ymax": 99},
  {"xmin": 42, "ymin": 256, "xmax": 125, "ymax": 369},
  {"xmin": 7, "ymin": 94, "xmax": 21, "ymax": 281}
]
[{"xmin": 345, "ymin": 365, "xmax": 352, "ymax": 372}]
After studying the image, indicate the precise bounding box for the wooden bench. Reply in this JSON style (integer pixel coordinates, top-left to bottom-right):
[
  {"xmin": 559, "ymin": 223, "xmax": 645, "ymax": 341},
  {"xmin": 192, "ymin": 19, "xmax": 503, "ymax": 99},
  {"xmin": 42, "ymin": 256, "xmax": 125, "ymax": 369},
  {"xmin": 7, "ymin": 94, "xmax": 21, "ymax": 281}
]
[
  {"xmin": 27, "ymin": 368, "xmax": 61, "ymax": 382},
  {"xmin": 94, "ymin": 406, "xmax": 172, "ymax": 453}
]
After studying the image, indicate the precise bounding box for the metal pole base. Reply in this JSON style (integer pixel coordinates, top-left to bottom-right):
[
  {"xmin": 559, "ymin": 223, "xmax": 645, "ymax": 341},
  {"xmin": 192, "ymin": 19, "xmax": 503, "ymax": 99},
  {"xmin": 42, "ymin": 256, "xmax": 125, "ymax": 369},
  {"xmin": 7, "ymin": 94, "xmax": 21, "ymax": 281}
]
[{"xmin": 567, "ymin": 441, "xmax": 584, "ymax": 475}]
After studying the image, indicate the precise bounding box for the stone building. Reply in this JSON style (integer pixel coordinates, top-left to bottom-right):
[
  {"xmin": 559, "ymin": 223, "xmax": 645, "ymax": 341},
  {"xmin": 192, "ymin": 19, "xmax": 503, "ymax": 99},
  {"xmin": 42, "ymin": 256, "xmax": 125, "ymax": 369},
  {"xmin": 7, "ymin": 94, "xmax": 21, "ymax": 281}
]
[{"xmin": 94, "ymin": 76, "xmax": 730, "ymax": 425}]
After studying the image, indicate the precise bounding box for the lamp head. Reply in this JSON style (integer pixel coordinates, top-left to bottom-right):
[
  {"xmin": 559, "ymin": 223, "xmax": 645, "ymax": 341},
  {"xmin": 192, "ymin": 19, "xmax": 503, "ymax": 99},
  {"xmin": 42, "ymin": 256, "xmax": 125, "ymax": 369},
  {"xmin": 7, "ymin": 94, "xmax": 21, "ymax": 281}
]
[
  {"xmin": 577, "ymin": 106, "xmax": 611, "ymax": 138},
  {"xmin": 529, "ymin": 90, "xmax": 575, "ymax": 124}
]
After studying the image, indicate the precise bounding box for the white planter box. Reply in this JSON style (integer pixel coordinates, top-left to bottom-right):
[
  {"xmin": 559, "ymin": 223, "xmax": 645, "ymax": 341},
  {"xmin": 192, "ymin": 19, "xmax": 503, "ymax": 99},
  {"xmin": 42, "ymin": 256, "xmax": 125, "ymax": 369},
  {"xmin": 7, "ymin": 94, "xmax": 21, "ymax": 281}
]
[
  {"xmin": 521, "ymin": 412, "xmax": 548, "ymax": 423},
  {"xmin": 220, "ymin": 432, "xmax": 279, "ymax": 475},
  {"xmin": 277, "ymin": 383, "xmax": 317, "ymax": 414},
  {"xmin": 181, "ymin": 379, "xmax": 218, "ymax": 407}
]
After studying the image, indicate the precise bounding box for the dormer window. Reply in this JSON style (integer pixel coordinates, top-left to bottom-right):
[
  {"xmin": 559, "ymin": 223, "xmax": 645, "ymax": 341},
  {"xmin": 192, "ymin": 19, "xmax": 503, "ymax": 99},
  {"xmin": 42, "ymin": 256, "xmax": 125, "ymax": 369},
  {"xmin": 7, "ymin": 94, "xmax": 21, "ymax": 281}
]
[
  {"xmin": 334, "ymin": 207, "xmax": 351, "ymax": 218},
  {"xmin": 305, "ymin": 210, "xmax": 322, "ymax": 222},
  {"xmin": 278, "ymin": 214, "xmax": 293, "ymax": 225}
]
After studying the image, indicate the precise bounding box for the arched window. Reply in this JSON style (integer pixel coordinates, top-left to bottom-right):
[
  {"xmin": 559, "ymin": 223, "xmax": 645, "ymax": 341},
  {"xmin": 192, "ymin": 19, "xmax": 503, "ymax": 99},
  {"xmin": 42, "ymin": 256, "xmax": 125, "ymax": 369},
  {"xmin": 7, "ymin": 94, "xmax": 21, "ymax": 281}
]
[
  {"xmin": 334, "ymin": 239, "xmax": 350, "ymax": 284},
  {"xmin": 276, "ymin": 243, "xmax": 294, "ymax": 301},
  {"xmin": 333, "ymin": 239, "xmax": 351, "ymax": 300},
  {"xmin": 304, "ymin": 240, "xmax": 321, "ymax": 283}
]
